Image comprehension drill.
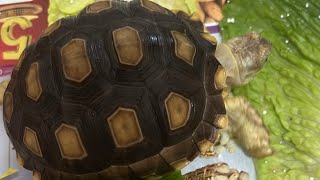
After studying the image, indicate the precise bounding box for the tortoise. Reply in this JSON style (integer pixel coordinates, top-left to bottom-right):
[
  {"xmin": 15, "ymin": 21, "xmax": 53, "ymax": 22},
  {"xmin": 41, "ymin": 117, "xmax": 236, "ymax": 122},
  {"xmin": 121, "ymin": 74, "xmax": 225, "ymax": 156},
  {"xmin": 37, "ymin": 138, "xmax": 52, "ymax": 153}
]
[{"xmin": 2, "ymin": 0, "xmax": 272, "ymax": 179}]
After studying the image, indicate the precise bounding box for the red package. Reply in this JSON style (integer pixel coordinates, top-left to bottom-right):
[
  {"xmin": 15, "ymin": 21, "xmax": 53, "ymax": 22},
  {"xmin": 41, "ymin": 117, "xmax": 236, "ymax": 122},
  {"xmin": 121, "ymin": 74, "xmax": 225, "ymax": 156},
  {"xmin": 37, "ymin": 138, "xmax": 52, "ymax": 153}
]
[{"xmin": 0, "ymin": 0, "xmax": 48, "ymax": 76}]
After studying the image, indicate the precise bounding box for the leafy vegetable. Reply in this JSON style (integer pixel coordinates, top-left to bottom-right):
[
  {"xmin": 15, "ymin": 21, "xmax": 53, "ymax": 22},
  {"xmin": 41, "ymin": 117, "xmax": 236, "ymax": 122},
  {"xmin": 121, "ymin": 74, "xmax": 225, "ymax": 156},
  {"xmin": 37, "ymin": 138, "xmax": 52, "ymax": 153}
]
[
  {"xmin": 48, "ymin": 0, "xmax": 95, "ymax": 25},
  {"xmin": 160, "ymin": 171, "xmax": 184, "ymax": 180},
  {"xmin": 151, "ymin": 0, "xmax": 192, "ymax": 14},
  {"xmin": 220, "ymin": 0, "xmax": 320, "ymax": 179},
  {"xmin": 47, "ymin": 0, "xmax": 199, "ymax": 25}
]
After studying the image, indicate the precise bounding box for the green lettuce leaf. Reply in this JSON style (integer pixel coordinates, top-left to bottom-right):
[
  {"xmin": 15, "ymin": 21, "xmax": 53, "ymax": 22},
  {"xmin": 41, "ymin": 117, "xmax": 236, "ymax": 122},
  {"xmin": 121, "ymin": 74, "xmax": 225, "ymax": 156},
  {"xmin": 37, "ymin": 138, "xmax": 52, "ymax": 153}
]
[
  {"xmin": 160, "ymin": 171, "xmax": 184, "ymax": 180},
  {"xmin": 48, "ymin": 0, "xmax": 197, "ymax": 25},
  {"xmin": 150, "ymin": 0, "xmax": 200, "ymax": 15},
  {"xmin": 220, "ymin": 0, "xmax": 320, "ymax": 179},
  {"xmin": 48, "ymin": 0, "xmax": 95, "ymax": 25}
]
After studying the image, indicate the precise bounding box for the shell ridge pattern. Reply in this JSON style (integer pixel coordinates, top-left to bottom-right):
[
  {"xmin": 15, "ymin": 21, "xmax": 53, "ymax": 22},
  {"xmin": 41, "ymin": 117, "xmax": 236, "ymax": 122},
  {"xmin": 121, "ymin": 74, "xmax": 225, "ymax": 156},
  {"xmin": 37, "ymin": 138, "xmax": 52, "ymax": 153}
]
[
  {"xmin": 3, "ymin": 0, "xmax": 226, "ymax": 178},
  {"xmin": 140, "ymin": 4, "xmax": 168, "ymax": 148},
  {"xmin": 144, "ymin": 16, "xmax": 175, "ymax": 146},
  {"xmin": 111, "ymin": 0, "xmax": 132, "ymax": 17}
]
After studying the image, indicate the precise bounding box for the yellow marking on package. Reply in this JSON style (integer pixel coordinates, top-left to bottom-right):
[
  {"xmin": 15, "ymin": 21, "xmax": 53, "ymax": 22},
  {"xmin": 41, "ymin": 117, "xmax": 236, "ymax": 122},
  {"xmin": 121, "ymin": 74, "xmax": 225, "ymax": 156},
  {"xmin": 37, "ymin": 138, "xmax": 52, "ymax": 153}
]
[{"xmin": 1, "ymin": 17, "xmax": 32, "ymax": 60}]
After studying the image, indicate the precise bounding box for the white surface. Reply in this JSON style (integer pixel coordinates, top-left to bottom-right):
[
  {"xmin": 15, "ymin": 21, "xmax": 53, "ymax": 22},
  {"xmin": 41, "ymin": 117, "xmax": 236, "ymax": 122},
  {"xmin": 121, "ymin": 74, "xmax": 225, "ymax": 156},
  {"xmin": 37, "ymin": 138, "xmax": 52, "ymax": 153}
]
[
  {"xmin": 0, "ymin": 75, "xmax": 11, "ymax": 175},
  {"xmin": 0, "ymin": 106, "xmax": 10, "ymax": 175}
]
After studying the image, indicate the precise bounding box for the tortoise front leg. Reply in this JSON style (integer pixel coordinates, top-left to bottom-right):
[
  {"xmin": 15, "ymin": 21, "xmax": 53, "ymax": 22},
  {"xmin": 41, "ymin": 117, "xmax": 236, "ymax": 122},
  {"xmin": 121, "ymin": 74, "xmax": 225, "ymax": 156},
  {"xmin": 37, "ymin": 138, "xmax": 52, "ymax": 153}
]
[{"xmin": 224, "ymin": 96, "xmax": 272, "ymax": 158}]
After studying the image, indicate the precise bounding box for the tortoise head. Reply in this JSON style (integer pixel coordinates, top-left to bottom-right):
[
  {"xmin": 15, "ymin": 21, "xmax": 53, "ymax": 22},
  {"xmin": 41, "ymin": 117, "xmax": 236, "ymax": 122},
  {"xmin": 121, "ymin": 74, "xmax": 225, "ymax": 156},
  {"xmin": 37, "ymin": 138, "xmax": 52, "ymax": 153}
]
[{"xmin": 215, "ymin": 32, "xmax": 272, "ymax": 87}]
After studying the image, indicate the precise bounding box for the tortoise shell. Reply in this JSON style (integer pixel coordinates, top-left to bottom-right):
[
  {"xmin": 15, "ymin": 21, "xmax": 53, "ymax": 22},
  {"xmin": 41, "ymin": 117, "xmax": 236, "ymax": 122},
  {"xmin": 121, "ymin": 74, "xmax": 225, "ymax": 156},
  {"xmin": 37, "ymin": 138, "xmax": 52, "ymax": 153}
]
[{"xmin": 3, "ymin": 0, "xmax": 227, "ymax": 179}]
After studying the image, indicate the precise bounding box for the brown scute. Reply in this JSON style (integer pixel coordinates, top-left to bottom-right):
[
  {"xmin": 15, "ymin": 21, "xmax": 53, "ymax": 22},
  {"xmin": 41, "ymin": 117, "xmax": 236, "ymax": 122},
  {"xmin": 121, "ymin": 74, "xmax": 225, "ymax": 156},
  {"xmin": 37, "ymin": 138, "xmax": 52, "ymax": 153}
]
[
  {"xmin": 129, "ymin": 154, "xmax": 172, "ymax": 178},
  {"xmin": 141, "ymin": 0, "xmax": 167, "ymax": 13},
  {"xmin": 99, "ymin": 165, "xmax": 132, "ymax": 178},
  {"xmin": 201, "ymin": 32, "xmax": 217, "ymax": 45},
  {"xmin": 23, "ymin": 127, "xmax": 43, "ymax": 157},
  {"xmin": 197, "ymin": 139, "xmax": 214, "ymax": 154},
  {"xmin": 193, "ymin": 122, "xmax": 218, "ymax": 153},
  {"xmin": 76, "ymin": 172, "xmax": 100, "ymax": 180},
  {"xmin": 214, "ymin": 114, "xmax": 228, "ymax": 129},
  {"xmin": 32, "ymin": 171, "xmax": 41, "ymax": 180},
  {"xmin": 16, "ymin": 153, "xmax": 24, "ymax": 166},
  {"xmin": 160, "ymin": 138, "xmax": 199, "ymax": 170},
  {"xmin": 55, "ymin": 124, "xmax": 88, "ymax": 160},
  {"xmin": 113, "ymin": 26, "xmax": 143, "ymax": 66},
  {"xmin": 60, "ymin": 172, "xmax": 82, "ymax": 180},
  {"xmin": 165, "ymin": 92, "xmax": 191, "ymax": 130},
  {"xmin": 171, "ymin": 31, "xmax": 196, "ymax": 66},
  {"xmin": 42, "ymin": 20, "xmax": 60, "ymax": 37},
  {"xmin": 214, "ymin": 65, "xmax": 226, "ymax": 90},
  {"xmin": 86, "ymin": 1, "xmax": 112, "ymax": 14},
  {"xmin": 107, "ymin": 107, "xmax": 144, "ymax": 148},
  {"xmin": 61, "ymin": 38, "xmax": 92, "ymax": 82},
  {"xmin": 25, "ymin": 62, "xmax": 42, "ymax": 101},
  {"xmin": 143, "ymin": 174, "xmax": 162, "ymax": 180},
  {"xmin": 3, "ymin": 92, "xmax": 13, "ymax": 124},
  {"xmin": 170, "ymin": 158, "xmax": 190, "ymax": 170}
]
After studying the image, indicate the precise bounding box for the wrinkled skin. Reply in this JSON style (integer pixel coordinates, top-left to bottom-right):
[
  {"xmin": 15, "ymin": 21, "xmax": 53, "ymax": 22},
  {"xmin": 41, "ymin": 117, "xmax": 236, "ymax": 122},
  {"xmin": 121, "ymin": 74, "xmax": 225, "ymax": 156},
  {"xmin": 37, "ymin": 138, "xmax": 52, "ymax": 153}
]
[{"xmin": 215, "ymin": 32, "xmax": 273, "ymax": 158}]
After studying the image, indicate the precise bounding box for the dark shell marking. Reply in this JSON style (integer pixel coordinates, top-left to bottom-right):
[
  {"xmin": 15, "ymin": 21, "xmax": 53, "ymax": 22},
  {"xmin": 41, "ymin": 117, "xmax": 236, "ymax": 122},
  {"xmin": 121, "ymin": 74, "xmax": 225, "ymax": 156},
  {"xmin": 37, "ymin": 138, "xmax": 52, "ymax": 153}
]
[{"xmin": 3, "ymin": 0, "xmax": 226, "ymax": 178}]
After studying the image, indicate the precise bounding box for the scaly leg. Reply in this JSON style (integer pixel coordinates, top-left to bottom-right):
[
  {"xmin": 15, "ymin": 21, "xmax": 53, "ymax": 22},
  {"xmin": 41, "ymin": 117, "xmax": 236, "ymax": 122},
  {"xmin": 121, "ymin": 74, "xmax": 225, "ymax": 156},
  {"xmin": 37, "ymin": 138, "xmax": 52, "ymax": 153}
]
[{"xmin": 224, "ymin": 96, "xmax": 272, "ymax": 158}]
